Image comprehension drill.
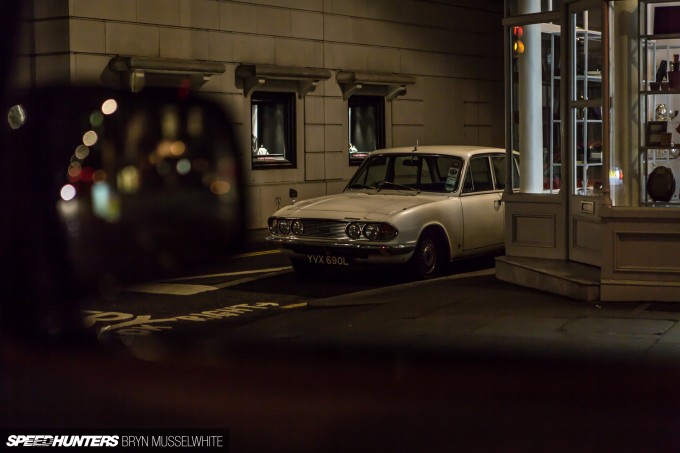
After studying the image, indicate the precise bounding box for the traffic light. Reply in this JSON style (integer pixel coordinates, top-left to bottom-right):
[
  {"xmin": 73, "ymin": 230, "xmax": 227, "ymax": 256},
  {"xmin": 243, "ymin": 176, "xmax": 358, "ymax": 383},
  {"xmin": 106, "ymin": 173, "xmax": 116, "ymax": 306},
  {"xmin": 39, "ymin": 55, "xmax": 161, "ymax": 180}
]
[{"xmin": 512, "ymin": 26, "xmax": 524, "ymax": 56}]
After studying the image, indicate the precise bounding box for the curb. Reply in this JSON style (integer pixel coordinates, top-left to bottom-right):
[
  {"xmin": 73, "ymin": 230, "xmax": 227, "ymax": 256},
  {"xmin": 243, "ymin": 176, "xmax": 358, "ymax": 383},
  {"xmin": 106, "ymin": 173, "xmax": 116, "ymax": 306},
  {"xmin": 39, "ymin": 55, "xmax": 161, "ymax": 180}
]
[{"xmin": 308, "ymin": 268, "xmax": 496, "ymax": 308}]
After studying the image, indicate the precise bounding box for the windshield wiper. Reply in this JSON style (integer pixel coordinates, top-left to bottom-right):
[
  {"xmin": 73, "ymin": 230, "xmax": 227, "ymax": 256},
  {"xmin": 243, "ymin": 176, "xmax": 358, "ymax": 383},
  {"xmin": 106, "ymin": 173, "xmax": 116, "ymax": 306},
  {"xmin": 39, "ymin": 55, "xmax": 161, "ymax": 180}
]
[{"xmin": 376, "ymin": 181, "xmax": 419, "ymax": 193}]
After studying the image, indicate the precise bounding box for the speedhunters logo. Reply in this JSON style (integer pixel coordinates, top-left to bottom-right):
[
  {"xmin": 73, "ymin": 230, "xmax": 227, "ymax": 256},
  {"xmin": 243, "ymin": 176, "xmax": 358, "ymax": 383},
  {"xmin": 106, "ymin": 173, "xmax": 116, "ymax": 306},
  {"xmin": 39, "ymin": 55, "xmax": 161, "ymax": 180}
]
[
  {"xmin": 7, "ymin": 435, "xmax": 118, "ymax": 447},
  {"xmin": 2, "ymin": 431, "xmax": 229, "ymax": 450}
]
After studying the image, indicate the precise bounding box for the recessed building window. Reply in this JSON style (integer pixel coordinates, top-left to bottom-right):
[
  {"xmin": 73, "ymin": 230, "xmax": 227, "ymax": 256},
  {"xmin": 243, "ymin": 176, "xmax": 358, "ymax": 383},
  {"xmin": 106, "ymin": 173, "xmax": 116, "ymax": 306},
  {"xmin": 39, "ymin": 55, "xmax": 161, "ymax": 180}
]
[
  {"xmin": 348, "ymin": 95, "xmax": 385, "ymax": 165},
  {"xmin": 251, "ymin": 92, "xmax": 296, "ymax": 169}
]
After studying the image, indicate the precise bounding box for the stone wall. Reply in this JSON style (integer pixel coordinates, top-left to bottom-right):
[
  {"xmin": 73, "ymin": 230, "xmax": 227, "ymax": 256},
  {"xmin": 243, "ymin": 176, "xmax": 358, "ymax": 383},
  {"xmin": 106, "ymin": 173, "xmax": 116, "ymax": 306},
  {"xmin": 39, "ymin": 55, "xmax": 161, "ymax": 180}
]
[{"xmin": 19, "ymin": 0, "xmax": 503, "ymax": 228}]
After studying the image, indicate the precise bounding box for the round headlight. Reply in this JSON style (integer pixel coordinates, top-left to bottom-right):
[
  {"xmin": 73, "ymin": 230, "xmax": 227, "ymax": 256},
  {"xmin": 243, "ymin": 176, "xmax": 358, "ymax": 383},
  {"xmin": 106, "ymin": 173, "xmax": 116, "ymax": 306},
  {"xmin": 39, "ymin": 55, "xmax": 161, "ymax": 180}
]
[
  {"xmin": 346, "ymin": 222, "xmax": 362, "ymax": 239},
  {"xmin": 268, "ymin": 218, "xmax": 278, "ymax": 233},
  {"xmin": 363, "ymin": 223, "xmax": 398, "ymax": 241},
  {"xmin": 278, "ymin": 219, "xmax": 291, "ymax": 234},
  {"xmin": 291, "ymin": 219, "xmax": 304, "ymax": 236},
  {"xmin": 363, "ymin": 223, "xmax": 380, "ymax": 240}
]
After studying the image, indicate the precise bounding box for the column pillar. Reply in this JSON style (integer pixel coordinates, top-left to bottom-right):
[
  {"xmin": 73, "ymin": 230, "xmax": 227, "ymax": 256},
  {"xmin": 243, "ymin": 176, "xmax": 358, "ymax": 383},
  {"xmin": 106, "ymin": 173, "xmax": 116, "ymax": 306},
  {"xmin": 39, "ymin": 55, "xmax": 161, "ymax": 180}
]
[{"xmin": 518, "ymin": 0, "xmax": 543, "ymax": 193}]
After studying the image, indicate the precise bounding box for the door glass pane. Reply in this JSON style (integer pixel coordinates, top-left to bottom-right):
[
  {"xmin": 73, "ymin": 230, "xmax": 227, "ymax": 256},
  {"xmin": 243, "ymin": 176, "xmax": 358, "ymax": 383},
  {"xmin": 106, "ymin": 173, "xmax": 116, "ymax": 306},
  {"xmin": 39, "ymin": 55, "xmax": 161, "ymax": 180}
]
[
  {"xmin": 463, "ymin": 157, "xmax": 493, "ymax": 193},
  {"xmin": 571, "ymin": 8, "xmax": 603, "ymax": 196}
]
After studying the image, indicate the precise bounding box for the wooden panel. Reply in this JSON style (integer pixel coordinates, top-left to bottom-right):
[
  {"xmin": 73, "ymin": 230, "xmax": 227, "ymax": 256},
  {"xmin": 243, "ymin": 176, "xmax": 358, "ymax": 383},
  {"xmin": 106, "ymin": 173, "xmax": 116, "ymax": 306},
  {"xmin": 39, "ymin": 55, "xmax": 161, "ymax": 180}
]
[
  {"xmin": 572, "ymin": 217, "xmax": 601, "ymax": 254},
  {"xmin": 615, "ymin": 232, "xmax": 680, "ymax": 273},
  {"xmin": 511, "ymin": 214, "xmax": 556, "ymax": 248}
]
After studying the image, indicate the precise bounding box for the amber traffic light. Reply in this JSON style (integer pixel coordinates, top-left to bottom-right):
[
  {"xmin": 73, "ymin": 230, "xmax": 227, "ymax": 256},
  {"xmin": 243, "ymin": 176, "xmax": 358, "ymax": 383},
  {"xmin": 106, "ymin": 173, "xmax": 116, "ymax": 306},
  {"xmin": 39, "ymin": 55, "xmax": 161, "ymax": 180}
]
[{"xmin": 512, "ymin": 26, "xmax": 524, "ymax": 55}]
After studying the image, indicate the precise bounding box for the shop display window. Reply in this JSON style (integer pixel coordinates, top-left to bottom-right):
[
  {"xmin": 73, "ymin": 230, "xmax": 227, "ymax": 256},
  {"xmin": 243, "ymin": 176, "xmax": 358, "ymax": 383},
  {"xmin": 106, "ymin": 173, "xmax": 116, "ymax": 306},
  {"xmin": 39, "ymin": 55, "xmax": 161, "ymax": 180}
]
[
  {"xmin": 251, "ymin": 91, "xmax": 296, "ymax": 169},
  {"xmin": 348, "ymin": 95, "xmax": 385, "ymax": 165},
  {"xmin": 640, "ymin": 0, "xmax": 680, "ymax": 205}
]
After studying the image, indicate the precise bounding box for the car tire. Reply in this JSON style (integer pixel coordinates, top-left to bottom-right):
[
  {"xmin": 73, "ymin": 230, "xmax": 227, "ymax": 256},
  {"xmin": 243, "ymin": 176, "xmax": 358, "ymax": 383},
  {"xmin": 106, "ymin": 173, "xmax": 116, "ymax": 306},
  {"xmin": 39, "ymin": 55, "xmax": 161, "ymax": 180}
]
[
  {"xmin": 408, "ymin": 231, "xmax": 442, "ymax": 279},
  {"xmin": 290, "ymin": 257, "xmax": 325, "ymax": 277}
]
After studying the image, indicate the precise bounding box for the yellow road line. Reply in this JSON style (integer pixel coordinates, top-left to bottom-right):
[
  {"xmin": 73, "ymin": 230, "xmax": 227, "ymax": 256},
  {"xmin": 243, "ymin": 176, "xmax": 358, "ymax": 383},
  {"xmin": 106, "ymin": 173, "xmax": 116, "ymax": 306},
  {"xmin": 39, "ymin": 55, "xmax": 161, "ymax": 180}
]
[
  {"xmin": 281, "ymin": 302, "xmax": 308, "ymax": 309},
  {"xmin": 235, "ymin": 249, "xmax": 281, "ymax": 258},
  {"xmin": 165, "ymin": 266, "xmax": 290, "ymax": 282}
]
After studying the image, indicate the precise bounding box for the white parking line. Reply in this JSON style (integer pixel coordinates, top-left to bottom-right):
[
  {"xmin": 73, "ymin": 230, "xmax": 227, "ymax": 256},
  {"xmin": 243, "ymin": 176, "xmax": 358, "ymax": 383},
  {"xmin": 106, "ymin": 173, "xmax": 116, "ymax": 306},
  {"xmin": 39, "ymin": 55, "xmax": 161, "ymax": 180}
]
[{"xmin": 126, "ymin": 266, "xmax": 292, "ymax": 295}]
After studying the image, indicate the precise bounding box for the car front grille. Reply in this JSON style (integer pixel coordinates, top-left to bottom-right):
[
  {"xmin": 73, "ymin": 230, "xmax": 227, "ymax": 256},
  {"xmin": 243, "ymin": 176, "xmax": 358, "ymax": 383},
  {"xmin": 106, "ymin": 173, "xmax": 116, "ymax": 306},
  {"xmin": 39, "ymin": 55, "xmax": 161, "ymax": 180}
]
[{"xmin": 298, "ymin": 219, "xmax": 348, "ymax": 239}]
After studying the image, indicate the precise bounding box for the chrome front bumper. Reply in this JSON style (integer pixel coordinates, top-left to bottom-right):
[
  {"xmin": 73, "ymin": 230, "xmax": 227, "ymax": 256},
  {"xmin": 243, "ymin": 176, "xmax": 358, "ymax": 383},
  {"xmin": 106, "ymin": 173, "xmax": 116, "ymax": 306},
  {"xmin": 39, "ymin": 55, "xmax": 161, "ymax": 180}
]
[{"xmin": 265, "ymin": 234, "xmax": 416, "ymax": 259}]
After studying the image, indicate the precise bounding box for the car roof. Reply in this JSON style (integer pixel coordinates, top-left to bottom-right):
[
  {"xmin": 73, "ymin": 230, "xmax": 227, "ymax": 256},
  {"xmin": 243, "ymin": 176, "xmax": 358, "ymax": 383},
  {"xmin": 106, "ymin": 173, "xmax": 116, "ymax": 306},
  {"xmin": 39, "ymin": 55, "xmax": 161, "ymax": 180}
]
[{"xmin": 369, "ymin": 145, "xmax": 509, "ymax": 159}]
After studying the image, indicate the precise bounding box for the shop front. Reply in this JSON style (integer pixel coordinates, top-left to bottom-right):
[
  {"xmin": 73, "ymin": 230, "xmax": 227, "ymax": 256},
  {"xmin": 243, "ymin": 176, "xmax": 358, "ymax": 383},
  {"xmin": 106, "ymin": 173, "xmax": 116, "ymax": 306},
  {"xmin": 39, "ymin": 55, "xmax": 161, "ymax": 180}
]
[{"xmin": 497, "ymin": 0, "xmax": 680, "ymax": 302}]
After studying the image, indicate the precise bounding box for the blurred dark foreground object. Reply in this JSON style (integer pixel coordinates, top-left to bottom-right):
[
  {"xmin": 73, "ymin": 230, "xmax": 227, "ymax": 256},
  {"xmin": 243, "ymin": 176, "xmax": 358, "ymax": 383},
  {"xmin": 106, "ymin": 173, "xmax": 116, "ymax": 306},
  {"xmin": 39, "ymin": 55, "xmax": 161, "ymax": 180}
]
[{"xmin": 0, "ymin": 86, "xmax": 246, "ymax": 339}]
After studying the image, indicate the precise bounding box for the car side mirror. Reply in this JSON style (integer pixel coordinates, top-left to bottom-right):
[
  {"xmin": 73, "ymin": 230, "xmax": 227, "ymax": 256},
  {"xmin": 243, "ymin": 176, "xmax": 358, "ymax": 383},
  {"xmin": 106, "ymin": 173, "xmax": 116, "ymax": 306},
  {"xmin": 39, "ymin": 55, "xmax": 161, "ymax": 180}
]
[{"xmin": 1, "ymin": 86, "xmax": 247, "ymax": 336}]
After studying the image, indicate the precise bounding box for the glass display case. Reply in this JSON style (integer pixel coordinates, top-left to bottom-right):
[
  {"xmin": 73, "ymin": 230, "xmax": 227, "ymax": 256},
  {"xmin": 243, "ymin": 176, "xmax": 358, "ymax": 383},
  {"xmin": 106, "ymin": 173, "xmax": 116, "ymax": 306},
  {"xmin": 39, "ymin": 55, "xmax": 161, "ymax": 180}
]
[
  {"xmin": 640, "ymin": 0, "xmax": 680, "ymax": 205},
  {"xmin": 545, "ymin": 25, "xmax": 602, "ymax": 195},
  {"xmin": 572, "ymin": 28, "xmax": 603, "ymax": 196}
]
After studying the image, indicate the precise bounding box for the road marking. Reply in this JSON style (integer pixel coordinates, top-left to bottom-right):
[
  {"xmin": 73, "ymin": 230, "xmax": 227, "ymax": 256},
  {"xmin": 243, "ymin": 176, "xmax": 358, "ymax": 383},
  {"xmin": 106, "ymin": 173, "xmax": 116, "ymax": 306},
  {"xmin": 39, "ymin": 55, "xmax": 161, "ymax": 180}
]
[
  {"xmin": 83, "ymin": 302, "xmax": 280, "ymax": 337},
  {"xmin": 126, "ymin": 266, "xmax": 293, "ymax": 295},
  {"xmin": 164, "ymin": 266, "xmax": 290, "ymax": 282},
  {"xmin": 234, "ymin": 249, "xmax": 281, "ymax": 258},
  {"xmin": 126, "ymin": 283, "xmax": 219, "ymax": 296},
  {"xmin": 281, "ymin": 302, "xmax": 308, "ymax": 309}
]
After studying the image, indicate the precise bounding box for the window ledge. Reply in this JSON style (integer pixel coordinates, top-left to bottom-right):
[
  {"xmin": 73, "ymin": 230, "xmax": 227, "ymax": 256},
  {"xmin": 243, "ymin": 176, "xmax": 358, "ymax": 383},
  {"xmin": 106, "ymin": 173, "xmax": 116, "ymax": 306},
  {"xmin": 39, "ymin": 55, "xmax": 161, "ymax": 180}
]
[
  {"xmin": 336, "ymin": 71, "xmax": 416, "ymax": 100},
  {"xmin": 236, "ymin": 64, "xmax": 332, "ymax": 98},
  {"xmin": 109, "ymin": 56, "xmax": 225, "ymax": 92}
]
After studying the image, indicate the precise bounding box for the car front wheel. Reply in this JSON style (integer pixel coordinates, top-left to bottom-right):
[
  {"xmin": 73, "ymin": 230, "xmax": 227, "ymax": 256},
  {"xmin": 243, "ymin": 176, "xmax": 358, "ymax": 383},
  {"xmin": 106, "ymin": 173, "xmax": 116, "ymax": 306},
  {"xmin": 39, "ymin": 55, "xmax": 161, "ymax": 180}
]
[{"xmin": 408, "ymin": 232, "xmax": 442, "ymax": 279}]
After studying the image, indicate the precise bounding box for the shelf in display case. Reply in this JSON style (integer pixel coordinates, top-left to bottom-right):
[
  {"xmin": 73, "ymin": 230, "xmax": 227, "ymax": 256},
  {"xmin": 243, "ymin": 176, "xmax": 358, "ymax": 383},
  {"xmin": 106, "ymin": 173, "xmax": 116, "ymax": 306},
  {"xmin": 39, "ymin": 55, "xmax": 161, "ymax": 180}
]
[
  {"xmin": 642, "ymin": 89, "xmax": 680, "ymax": 95},
  {"xmin": 639, "ymin": 1, "xmax": 680, "ymax": 206},
  {"xmin": 642, "ymin": 34, "xmax": 680, "ymax": 41}
]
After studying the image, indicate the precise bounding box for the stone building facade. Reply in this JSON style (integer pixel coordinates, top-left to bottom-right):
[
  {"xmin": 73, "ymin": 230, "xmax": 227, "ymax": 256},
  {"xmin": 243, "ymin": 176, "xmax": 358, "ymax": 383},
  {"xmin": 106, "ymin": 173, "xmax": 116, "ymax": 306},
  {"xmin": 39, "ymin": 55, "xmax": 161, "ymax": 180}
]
[{"xmin": 16, "ymin": 0, "xmax": 503, "ymax": 229}]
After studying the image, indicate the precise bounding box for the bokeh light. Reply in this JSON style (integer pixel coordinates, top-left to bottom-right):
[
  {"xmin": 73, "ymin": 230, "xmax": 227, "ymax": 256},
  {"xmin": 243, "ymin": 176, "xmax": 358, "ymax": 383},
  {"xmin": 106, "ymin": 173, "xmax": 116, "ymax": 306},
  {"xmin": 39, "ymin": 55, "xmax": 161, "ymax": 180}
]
[
  {"xmin": 90, "ymin": 111, "xmax": 104, "ymax": 128},
  {"xmin": 176, "ymin": 158, "xmax": 191, "ymax": 175},
  {"xmin": 83, "ymin": 130, "xmax": 98, "ymax": 146},
  {"xmin": 92, "ymin": 169, "xmax": 107, "ymax": 183},
  {"xmin": 170, "ymin": 141, "xmax": 186, "ymax": 156},
  {"xmin": 75, "ymin": 144, "xmax": 90, "ymax": 160},
  {"xmin": 60, "ymin": 184, "xmax": 77, "ymax": 201},
  {"xmin": 210, "ymin": 180, "xmax": 231, "ymax": 195},
  {"xmin": 7, "ymin": 104, "xmax": 27, "ymax": 129},
  {"xmin": 101, "ymin": 99, "xmax": 118, "ymax": 115},
  {"xmin": 68, "ymin": 162, "xmax": 82, "ymax": 180}
]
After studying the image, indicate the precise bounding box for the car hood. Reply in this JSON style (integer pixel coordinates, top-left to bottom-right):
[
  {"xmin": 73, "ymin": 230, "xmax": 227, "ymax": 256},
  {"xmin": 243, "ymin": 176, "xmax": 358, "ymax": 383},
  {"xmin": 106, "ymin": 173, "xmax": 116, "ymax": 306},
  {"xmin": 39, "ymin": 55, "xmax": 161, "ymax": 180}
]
[{"xmin": 272, "ymin": 191, "xmax": 443, "ymax": 221}]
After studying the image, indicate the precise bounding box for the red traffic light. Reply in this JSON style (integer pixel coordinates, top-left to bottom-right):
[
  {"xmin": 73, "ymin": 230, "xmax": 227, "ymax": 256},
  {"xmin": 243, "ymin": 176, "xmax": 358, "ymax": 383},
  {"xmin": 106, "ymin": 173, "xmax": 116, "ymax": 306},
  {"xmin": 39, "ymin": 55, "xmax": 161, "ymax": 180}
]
[{"xmin": 512, "ymin": 26, "xmax": 524, "ymax": 55}]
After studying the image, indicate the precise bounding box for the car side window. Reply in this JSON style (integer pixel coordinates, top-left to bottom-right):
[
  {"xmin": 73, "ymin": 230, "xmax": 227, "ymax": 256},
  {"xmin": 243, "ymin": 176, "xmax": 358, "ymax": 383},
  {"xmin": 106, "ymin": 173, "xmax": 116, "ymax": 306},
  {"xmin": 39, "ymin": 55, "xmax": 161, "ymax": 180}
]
[
  {"xmin": 492, "ymin": 154, "xmax": 520, "ymax": 190},
  {"xmin": 463, "ymin": 157, "xmax": 493, "ymax": 193},
  {"xmin": 491, "ymin": 155, "xmax": 506, "ymax": 190}
]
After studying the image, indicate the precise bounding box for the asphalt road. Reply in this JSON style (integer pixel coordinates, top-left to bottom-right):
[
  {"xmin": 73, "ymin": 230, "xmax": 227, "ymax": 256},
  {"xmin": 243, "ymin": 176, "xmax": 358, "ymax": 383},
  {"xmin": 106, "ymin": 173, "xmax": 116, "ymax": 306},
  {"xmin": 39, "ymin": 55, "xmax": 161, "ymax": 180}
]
[{"xmin": 79, "ymin": 241, "xmax": 497, "ymax": 342}]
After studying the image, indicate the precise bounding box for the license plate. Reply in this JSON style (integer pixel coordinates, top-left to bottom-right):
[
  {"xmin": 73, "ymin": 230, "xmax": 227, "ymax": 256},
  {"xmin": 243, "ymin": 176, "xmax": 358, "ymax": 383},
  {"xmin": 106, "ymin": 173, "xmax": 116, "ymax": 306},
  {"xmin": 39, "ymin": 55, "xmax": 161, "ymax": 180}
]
[{"xmin": 306, "ymin": 254, "xmax": 350, "ymax": 266}]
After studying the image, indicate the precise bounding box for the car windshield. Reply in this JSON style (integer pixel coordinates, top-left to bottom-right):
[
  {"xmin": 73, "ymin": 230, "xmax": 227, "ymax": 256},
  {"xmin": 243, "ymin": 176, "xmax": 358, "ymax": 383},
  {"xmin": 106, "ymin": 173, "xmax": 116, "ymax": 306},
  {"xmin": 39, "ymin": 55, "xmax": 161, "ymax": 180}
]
[{"xmin": 346, "ymin": 154, "xmax": 464, "ymax": 193}]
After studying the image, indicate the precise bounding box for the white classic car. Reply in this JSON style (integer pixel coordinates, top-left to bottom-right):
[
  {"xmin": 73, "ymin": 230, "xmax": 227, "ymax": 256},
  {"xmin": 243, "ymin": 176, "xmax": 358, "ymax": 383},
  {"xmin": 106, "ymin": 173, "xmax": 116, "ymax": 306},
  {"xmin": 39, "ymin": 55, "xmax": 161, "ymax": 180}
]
[{"xmin": 267, "ymin": 145, "xmax": 520, "ymax": 278}]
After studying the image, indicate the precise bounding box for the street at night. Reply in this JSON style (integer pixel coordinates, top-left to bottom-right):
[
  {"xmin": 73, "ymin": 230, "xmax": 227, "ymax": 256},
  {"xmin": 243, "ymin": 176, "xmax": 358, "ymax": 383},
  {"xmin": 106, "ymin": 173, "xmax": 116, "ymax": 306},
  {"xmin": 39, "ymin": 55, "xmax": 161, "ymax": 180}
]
[
  {"xmin": 5, "ymin": 1, "xmax": 680, "ymax": 451},
  {"xmin": 78, "ymin": 237, "xmax": 498, "ymax": 343}
]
